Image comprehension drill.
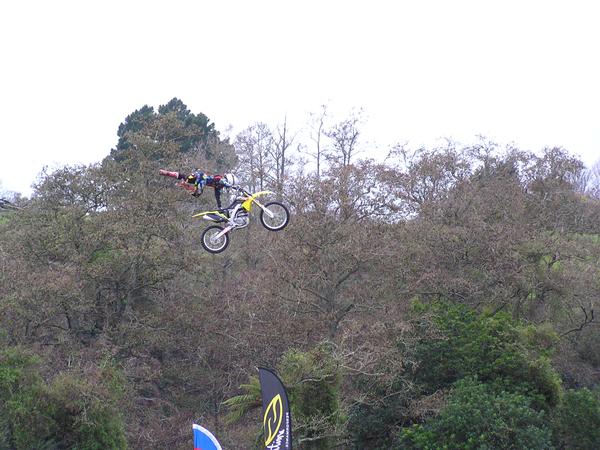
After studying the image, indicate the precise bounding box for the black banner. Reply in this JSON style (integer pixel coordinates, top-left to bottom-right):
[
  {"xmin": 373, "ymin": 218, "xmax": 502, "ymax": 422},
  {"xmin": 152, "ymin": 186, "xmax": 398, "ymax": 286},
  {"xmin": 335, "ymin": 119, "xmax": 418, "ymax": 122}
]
[{"xmin": 258, "ymin": 367, "xmax": 292, "ymax": 450}]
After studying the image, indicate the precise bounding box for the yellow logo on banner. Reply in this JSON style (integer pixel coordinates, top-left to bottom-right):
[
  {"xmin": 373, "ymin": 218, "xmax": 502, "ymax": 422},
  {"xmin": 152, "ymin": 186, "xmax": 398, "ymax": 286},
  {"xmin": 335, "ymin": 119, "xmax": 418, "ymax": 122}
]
[{"xmin": 263, "ymin": 394, "xmax": 283, "ymax": 445}]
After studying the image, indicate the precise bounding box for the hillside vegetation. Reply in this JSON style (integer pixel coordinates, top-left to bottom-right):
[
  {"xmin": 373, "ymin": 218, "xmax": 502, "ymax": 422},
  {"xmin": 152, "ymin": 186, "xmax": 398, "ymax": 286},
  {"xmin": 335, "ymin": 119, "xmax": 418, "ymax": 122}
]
[{"xmin": 1, "ymin": 99, "xmax": 600, "ymax": 449}]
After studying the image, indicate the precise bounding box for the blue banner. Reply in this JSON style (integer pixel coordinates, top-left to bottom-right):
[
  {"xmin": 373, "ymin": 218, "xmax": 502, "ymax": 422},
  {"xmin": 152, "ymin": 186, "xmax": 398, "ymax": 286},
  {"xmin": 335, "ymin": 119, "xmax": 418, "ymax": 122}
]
[{"xmin": 193, "ymin": 423, "xmax": 222, "ymax": 450}]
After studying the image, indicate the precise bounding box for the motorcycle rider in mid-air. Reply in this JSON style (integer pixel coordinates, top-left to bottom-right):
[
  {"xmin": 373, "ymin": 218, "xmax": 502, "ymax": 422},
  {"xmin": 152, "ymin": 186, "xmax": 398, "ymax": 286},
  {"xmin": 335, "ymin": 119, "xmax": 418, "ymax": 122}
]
[
  {"xmin": 159, "ymin": 169, "xmax": 237, "ymax": 210},
  {"xmin": 160, "ymin": 168, "xmax": 289, "ymax": 254}
]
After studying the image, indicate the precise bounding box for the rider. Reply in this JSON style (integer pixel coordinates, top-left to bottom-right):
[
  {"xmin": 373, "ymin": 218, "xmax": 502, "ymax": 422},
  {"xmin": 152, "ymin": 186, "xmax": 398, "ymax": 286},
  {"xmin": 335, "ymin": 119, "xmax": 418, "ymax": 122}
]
[{"xmin": 159, "ymin": 169, "xmax": 237, "ymax": 209}]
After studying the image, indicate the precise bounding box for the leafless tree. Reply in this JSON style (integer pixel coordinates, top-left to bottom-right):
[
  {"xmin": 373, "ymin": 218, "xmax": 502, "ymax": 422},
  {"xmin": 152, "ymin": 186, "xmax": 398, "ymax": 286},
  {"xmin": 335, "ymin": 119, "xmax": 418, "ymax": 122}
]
[
  {"xmin": 268, "ymin": 116, "xmax": 297, "ymax": 196},
  {"xmin": 234, "ymin": 123, "xmax": 274, "ymax": 192},
  {"xmin": 383, "ymin": 142, "xmax": 470, "ymax": 217},
  {"xmin": 325, "ymin": 109, "xmax": 364, "ymax": 168},
  {"xmin": 305, "ymin": 104, "xmax": 328, "ymax": 178},
  {"xmin": 586, "ymin": 158, "xmax": 600, "ymax": 198}
]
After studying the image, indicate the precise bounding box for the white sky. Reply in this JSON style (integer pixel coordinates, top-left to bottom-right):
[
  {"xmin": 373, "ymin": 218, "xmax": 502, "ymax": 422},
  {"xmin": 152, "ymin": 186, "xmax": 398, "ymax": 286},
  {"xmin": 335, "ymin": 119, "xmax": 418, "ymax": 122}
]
[{"xmin": 1, "ymin": 0, "xmax": 599, "ymax": 195}]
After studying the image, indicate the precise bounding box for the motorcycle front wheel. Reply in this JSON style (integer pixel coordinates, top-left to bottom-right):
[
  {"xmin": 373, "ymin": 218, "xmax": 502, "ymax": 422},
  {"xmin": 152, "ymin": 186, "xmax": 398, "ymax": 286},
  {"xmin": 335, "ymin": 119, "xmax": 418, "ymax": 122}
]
[
  {"xmin": 201, "ymin": 226, "xmax": 230, "ymax": 253},
  {"xmin": 259, "ymin": 202, "xmax": 290, "ymax": 231}
]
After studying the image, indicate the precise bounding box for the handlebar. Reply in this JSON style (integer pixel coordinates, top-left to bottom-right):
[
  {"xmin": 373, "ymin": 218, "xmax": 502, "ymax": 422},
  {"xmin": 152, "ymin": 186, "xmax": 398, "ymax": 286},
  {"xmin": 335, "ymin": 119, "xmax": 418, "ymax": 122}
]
[{"xmin": 229, "ymin": 185, "xmax": 250, "ymax": 195}]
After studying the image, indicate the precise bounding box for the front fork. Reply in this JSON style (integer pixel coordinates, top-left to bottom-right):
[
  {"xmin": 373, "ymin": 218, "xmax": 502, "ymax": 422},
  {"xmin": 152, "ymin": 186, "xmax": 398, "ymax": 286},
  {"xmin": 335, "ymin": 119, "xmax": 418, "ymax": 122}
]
[
  {"xmin": 253, "ymin": 200, "xmax": 275, "ymax": 218},
  {"xmin": 214, "ymin": 225, "xmax": 234, "ymax": 241}
]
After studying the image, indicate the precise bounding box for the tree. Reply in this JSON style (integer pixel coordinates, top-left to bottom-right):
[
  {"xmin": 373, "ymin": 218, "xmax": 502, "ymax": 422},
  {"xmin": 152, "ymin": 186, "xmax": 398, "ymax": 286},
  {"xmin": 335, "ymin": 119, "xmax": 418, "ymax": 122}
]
[
  {"xmin": 409, "ymin": 302, "xmax": 562, "ymax": 409},
  {"xmin": 0, "ymin": 347, "xmax": 127, "ymax": 449},
  {"xmin": 585, "ymin": 158, "xmax": 600, "ymax": 198},
  {"xmin": 261, "ymin": 162, "xmax": 395, "ymax": 341},
  {"xmin": 524, "ymin": 146, "xmax": 588, "ymax": 233},
  {"xmin": 382, "ymin": 142, "xmax": 470, "ymax": 218},
  {"xmin": 552, "ymin": 388, "xmax": 600, "ymax": 449},
  {"xmin": 324, "ymin": 109, "xmax": 363, "ymax": 168},
  {"xmin": 109, "ymin": 98, "xmax": 236, "ymax": 172},
  {"xmin": 348, "ymin": 301, "xmax": 562, "ymax": 449},
  {"xmin": 400, "ymin": 378, "xmax": 553, "ymax": 450},
  {"xmin": 268, "ymin": 117, "xmax": 297, "ymax": 196},
  {"xmin": 305, "ymin": 105, "xmax": 328, "ymax": 178},
  {"xmin": 234, "ymin": 123, "xmax": 274, "ymax": 192}
]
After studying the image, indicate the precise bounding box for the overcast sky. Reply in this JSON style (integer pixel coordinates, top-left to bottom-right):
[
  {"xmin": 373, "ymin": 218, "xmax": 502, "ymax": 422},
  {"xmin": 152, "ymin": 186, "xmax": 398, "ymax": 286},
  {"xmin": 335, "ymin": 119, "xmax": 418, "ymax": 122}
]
[{"xmin": 1, "ymin": 0, "xmax": 599, "ymax": 195}]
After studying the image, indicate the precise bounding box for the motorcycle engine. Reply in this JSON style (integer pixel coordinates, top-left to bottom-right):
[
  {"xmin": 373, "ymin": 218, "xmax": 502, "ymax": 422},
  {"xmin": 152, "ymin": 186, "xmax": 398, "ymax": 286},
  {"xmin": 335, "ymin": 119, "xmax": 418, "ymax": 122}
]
[{"xmin": 233, "ymin": 211, "xmax": 250, "ymax": 228}]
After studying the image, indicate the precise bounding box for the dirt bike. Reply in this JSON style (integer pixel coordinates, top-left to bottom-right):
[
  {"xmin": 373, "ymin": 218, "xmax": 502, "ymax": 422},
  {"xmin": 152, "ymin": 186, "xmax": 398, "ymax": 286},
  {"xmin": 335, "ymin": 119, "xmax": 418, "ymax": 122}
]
[
  {"xmin": 194, "ymin": 186, "xmax": 290, "ymax": 253},
  {"xmin": 159, "ymin": 169, "xmax": 290, "ymax": 253}
]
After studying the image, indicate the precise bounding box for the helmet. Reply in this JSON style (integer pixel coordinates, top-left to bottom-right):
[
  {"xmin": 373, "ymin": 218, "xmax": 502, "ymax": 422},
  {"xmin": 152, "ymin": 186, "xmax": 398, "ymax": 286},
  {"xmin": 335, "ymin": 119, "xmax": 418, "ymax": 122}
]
[{"xmin": 224, "ymin": 173, "xmax": 237, "ymax": 186}]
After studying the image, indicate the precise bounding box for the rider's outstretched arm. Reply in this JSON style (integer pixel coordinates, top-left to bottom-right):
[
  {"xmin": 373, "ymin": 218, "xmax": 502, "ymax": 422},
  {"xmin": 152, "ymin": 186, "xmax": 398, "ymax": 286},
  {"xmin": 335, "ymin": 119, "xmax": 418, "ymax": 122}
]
[
  {"xmin": 159, "ymin": 169, "xmax": 179, "ymax": 179},
  {"xmin": 159, "ymin": 169, "xmax": 188, "ymax": 180}
]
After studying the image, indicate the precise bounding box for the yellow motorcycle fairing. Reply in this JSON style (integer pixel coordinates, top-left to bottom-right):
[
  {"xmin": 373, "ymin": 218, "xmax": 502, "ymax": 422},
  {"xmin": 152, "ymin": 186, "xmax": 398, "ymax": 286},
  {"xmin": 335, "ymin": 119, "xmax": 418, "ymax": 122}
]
[{"xmin": 242, "ymin": 190, "xmax": 274, "ymax": 211}]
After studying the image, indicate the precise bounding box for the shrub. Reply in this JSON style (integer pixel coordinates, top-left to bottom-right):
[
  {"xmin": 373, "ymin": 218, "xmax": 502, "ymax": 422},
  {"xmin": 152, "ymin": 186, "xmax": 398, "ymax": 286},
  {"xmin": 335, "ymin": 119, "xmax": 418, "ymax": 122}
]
[
  {"xmin": 399, "ymin": 378, "xmax": 553, "ymax": 450},
  {"xmin": 412, "ymin": 302, "xmax": 561, "ymax": 409},
  {"xmin": 552, "ymin": 388, "xmax": 600, "ymax": 449},
  {"xmin": 0, "ymin": 347, "xmax": 127, "ymax": 450}
]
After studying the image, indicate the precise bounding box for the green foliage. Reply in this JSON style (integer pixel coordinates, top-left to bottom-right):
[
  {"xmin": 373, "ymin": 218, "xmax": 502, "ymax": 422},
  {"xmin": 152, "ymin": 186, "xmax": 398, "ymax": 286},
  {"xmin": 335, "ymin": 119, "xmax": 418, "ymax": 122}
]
[
  {"xmin": 347, "ymin": 387, "xmax": 410, "ymax": 450},
  {"xmin": 280, "ymin": 346, "xmax": 343, "ymax": 450},
  {"xmin": 223, "ymin": 377, "xmax": 262, "ymax": 425},
  {"xmin": 47, "ymin": 373, "xmax": 127, "ymax": 450},
  {"xmin": 281, "ymin": 346, "xmax": 342, "ymax": 422},
  {"xmin": 412, "ymin": 302, "xmax": 562, "ymax": 409},
  {"xmin": 552, "ymin": 388, "xmax": 600, "ymax": 449},
  {"xmin": 0, "ymin": 347, "xmax": 127, "ymax": 450},
  {"xmin": 348, "ymin": 302, "xmax": 563, "ymax": 449},
  {"xmin": 0, "ymin": 348, "xmax": 55, "ymax": 450},
  {"xmin": 110, "ymin": 97, "xmax": 235, "ymax": 171},
  {"xmin": 114, "ymin": 105, "xmax": 154, "ymax": 153},
  {"xmin": 399, "ymin": 378, "xmax": 553, "ymax": 450}
]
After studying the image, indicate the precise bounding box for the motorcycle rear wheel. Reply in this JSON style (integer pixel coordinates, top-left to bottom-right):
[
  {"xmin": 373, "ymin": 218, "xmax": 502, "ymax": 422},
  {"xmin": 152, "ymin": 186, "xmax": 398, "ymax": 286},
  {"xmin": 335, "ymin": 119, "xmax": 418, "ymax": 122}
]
[
  {"xmin": 201, "ymin": 225, "xmax": 230, "ymax": 253},
  {"xmin": 260, "ymin": 202, "xmax": 290, "ymax": 231}
]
